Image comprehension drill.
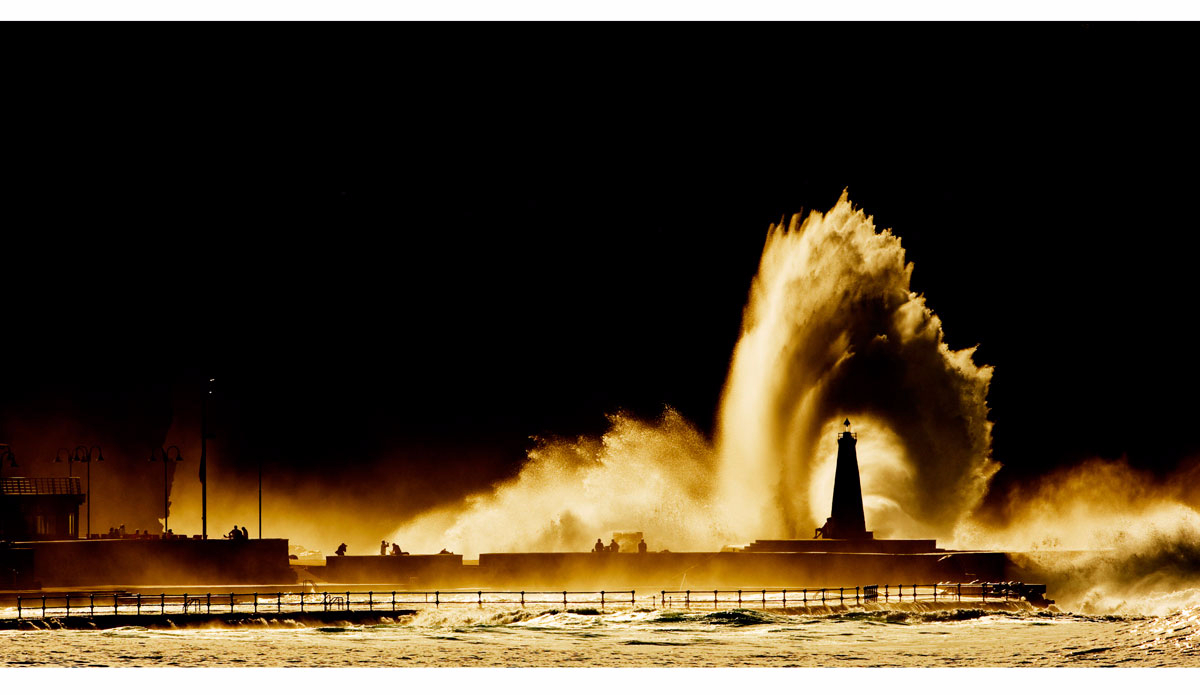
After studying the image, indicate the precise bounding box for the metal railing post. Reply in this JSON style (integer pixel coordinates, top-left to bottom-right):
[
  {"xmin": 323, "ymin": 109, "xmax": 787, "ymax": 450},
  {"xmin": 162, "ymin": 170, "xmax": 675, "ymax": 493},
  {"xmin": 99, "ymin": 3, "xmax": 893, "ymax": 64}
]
[
  {"xmin": 435, "ymin": 591, "xmax": 440, "ymax": 606},
  {"xmin": 737, "ymin": 589, "xmax": 741, "ymax": 606},
  {"xmin": 762, "ymin": 589, "xmax": 766, "ymax": 607},
  {"xmin": 856, "ymin": 586, "xmax": 860, "ymax": 605},
  {"xmin": 839, "ymin": 587, "xmax": 844, "ymax": 604},
  {"xmin": 782, "ymin": 589, "xmax": 786, "ymax": 607},
  {"xmin": 714, "ymin": 590, "xmax": 718, "ymax": 607},
  {"xmin": 600, "ymin": 590, "xmax": 605, "ymax": 607},
  {"xmin": 114, "ymin": 593, "xmax": 119, "ymax": 616},
  {"xmin": 520, "ymin": 591, "xmax": 525, "ymax": 606},
  {"xmin": 135, "ymin": 594, "xmax": 139, "ymax": 616},
  {"xmin": 323, "ymin": 592, "xmax": 329, "ymax": 612},
  {"xmin": 16, "ymin": 597, "xmax": 21, "ymax": 620},
  {"xmin": 42, "ymin": 595, "xmax": 47, "ymax": 618},
  {"xmin": 563, "ymin": 591, "xmax": 567, "ymax": 606},
  {"xmin": 477, "ymin": 590, "xmax": 482, "ymax": 607},
  {"xmin": 90, "ymin": 593, "xmax": 95, "ymax": 617},
  {"xmin": 884, "ymin": 585, "xmax": 888, "ymax": 603},
  {"xmin": 161, "ymin": 593, "xmax": 165, "ymax": 615},
  {"xmin": 393, "ymin": 591, "xmax": 397, "ymax": 611},
  {"xmin": 802, "ymin": 588, "xmax": 807, "ymax": 604},
  {"xmin": 278, "ymin": 592, "xmax": 282, "ymax": 613},
  {"xmin": 230, "ymin": 593, "xmax": 234, "ymax": 614},
  {"xmin": 368, "ymin": 591, "xmax": 373, "ymax": 613},
  {"xmin": 631, "ymin": 590, "xmax": 635, "ymax": 606},
  {"xmin": 685, "ymin": 589, "xmax": 690, "ymax": 607},
  {"xmin": 346, "ymin": 591, "xmax": 351, "ymax": 612},
  {"xmin": 208, "ymin": 593, "xmax": 212, "ymax": 614},
  {"xmin": 184, "ymin": 593, "xmax": 189, "ymax": 615},
  {"xmin": 65, "ymin": 595, "xmax": 70, "ymax": 617},
  {"xmin": 253, "ymin": 592, "xmax": 258, "ymax": 615}
]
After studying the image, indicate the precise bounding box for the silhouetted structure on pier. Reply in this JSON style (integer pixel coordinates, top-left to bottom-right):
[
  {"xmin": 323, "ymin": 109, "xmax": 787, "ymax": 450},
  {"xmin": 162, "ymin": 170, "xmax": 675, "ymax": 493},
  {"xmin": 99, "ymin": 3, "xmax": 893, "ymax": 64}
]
[
  {"xmin": 817, "ymin": 419, "xmax": 873, "ymax": 540},
  {"xmin": 0, "ymin": 477, "xmax": 84, "ymax": 541}
]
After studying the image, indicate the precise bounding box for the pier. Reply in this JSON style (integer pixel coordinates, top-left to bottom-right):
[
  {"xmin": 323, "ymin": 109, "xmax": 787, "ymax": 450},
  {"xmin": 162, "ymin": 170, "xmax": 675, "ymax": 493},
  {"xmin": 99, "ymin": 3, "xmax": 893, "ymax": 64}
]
[{"xmin": 0, "ymin": 581, "xmax": 1049, "ymax": 629}]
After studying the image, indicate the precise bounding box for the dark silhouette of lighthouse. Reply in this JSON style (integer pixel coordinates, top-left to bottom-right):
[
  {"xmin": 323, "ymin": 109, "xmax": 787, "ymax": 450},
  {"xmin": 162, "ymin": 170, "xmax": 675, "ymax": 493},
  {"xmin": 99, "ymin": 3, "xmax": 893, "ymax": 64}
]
[{"xmin": 815, "ymin": 419, "xmax": 874, "ymax": 540}]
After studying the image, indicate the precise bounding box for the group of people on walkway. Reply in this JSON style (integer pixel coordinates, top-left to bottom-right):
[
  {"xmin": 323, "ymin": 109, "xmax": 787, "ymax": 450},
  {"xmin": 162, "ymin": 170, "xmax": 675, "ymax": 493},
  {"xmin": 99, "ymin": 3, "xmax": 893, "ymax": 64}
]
[
  {"xmin": 380, "ymin": 540, "xmax": 409, "ymax": 556},
  {"xmin": 331, "ymin": 542, "xmax": 454, "ymax": 557},
  {"xmin": 592, "ymin": 537, "xmax": 649, "ymax": 553},
  {"xmin": 225, "ymin": 525, "xmax": 251, "ymax": 540}
]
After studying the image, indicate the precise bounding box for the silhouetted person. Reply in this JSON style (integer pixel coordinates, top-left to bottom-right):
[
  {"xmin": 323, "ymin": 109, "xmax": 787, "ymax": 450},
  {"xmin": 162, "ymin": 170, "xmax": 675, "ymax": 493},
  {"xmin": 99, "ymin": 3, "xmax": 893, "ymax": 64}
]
[
  {"xmin": 240, "ymin": 526, "xmax": 249, "ymax": 540},
  {"xmin": 391, "ymin": 543, "xmax": 401, "ymax": 556},
  {"xmin": 607, "ymin": 538, "xmax": 619, "ymax": 553},
  {"xmin": 637, "ymin": 539, "xmax": 647, "ymax": 553},
  {"xmin": 336, "ymin": 543, "xmax": 347, "ymax": 556},
  {"xmin": 593, "ymin": 538, "xmax": 604, "ymax": 553},
  {"xmin": 381, "ymin": 540, "xmax": 388, "ymax": 556}
]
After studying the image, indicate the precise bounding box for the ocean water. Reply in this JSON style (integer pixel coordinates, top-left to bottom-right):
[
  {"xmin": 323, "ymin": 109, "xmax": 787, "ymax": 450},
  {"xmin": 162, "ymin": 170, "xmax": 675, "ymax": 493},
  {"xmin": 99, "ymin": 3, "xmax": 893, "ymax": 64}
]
[{"xmin": 2, "ymin": 601, "xmax": 1198, "ymax": 667}]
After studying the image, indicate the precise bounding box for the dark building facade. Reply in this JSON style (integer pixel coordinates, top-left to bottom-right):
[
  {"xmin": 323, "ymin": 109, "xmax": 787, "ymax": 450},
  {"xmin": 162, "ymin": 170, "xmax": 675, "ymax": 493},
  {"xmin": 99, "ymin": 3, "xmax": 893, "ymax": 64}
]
[{"xmin": 0, "ymin": 477, "xmax": 85, "ymax": 541}]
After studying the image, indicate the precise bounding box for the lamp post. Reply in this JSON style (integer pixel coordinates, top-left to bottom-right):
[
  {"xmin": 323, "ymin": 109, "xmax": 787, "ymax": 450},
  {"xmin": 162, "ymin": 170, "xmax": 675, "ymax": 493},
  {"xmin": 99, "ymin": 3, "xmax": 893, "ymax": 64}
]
[
  {"xmin": 150, "ymin": 446, "xmax": 183, "ymax": 534},
  {"xmin": 53, "ymin": 448, "xmax": 74, "ymax": 477},
  {"xmin": 0, "ymin": 444, "xmax": 16, "ymax": 478},
  {"xmin": 71, "ymin": 446, "xmax": 103, "ymax": 539},
  {"xmin": 200, "ymin": 378, "xmax": 215, "ymax": 540}
]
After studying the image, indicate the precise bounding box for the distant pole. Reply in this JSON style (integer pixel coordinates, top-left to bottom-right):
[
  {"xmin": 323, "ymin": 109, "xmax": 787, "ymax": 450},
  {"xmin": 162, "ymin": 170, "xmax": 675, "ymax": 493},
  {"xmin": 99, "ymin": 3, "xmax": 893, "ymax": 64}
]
[
  {"xmin": 75, "ymin": 446, "xmax": 103, "ymax": 539},
  {"xmin": 200, "ymin": 381, "xmax": 212, "ymax": 540},
  {"xmin": 258, "ymin": 457, "xmax": 262, "ymax": 539}
]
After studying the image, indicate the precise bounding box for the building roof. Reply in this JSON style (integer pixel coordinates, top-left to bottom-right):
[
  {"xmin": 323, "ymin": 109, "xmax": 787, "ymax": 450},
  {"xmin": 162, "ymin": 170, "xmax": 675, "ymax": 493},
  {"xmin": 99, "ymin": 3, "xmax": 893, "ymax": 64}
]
[{"xmin": 0, "ymin": 477, "xmax": 83, "ymax": 496}]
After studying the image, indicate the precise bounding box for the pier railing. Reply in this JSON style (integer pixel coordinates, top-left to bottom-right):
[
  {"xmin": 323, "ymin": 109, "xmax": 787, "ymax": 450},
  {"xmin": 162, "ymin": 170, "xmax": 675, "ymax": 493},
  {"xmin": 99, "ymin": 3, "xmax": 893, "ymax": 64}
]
[
  {"xmin": 10, "ymin": 590, "xmax": 638, "ymax": 620},
  {"xmin": 8, "ymin": 582, "xmax": 1036, "ymax": 621},
  {"xmin": 660, "ymin": 582, "xmax": 1034, "ymax": 608}
]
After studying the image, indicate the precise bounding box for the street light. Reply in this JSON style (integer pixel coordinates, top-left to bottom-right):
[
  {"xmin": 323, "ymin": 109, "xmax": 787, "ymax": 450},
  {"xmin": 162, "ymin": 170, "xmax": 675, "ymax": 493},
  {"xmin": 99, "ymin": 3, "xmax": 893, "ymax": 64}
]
[
  {"xmin": 53, "ymin": 448, "xmax": 75, "ymax": 477},
  {"xmin": 71, "ymin": 445, "xmax": 103, "ymax": 539},
  {"xmin": 0, "ymin": 444, "xmax": 17, "ymax": 477},
  {"xmin": 149, "ymin": 445, "xmax": 183, "ymax": 535},
  {"xmin": 200, "ymin": 378, "xmax": 215, "ymax": 540}
]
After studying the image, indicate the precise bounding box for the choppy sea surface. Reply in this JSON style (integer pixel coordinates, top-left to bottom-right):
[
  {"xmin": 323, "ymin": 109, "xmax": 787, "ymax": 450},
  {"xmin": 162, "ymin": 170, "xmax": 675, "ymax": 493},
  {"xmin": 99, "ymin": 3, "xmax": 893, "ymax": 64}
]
[{"xmin": 2, "ymin": 601, "xmax": 1199, "ymax": 667}]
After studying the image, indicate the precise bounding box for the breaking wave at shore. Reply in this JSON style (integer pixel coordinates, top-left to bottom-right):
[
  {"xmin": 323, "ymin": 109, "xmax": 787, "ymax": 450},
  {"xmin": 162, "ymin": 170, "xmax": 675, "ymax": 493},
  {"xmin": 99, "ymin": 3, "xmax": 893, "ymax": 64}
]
[{"xmin": 384, "ymin": 194, "xmax": 1200, "ymax": 620}]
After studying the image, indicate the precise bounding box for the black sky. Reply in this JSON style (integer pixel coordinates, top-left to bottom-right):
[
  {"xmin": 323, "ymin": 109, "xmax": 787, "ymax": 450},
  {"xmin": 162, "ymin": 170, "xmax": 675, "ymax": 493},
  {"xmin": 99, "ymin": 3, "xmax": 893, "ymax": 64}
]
[{"xmin": 2, "ymin": 23, "xmax": 1198, "ymax": 534}]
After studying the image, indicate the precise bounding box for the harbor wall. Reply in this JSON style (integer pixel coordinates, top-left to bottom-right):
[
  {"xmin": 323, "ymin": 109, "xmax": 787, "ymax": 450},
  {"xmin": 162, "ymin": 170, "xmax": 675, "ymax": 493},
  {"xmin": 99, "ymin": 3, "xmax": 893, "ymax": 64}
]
[
  {"xmin": 322, "ymin": 555, "xmax": 464, "ymax": 586},
  {"xmin": 474, "ymin": 551, "xmax": 1009, "ymax": 589},
  {"xmin": 14, "ymin": 539, "xmax": 295, "ymax": 588}
]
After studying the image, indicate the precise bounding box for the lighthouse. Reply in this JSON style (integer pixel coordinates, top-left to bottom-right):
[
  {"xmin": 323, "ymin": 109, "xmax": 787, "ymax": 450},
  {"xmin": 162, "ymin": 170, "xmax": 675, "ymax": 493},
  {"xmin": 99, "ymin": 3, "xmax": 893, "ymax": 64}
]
[{"xmin": 816, "ymin": 419, "xmax": 873, "ymax": 540}]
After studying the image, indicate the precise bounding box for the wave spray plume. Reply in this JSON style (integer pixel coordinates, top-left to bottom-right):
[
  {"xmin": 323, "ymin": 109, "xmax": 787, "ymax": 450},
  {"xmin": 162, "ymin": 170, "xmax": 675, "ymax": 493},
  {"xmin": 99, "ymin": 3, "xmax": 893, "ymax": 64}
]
[{"xmin": 393, "ymin": 192, "xmax": 998, "ymax": 556}]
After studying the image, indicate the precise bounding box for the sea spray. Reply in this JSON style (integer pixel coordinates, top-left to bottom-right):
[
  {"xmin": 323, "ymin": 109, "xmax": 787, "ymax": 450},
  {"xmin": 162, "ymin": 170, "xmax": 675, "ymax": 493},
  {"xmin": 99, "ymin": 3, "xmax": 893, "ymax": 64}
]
[
  {"xmin": 956, "ymin": 459, "xmax": 1200, "ymax": 615},
  {"xmin": 714, "ymin": 192, "xmax": 996, "ymax": 539},
  {"xmin": 393, "ymin": 409, "xmax": 732, "ymax": 557}
]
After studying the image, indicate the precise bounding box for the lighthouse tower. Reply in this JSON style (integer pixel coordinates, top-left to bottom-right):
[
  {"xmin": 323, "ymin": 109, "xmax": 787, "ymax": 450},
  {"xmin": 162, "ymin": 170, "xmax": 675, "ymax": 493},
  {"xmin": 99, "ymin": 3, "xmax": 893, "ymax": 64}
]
[{"xmin": 817, "ymin": 419, "xmax": 873, "ymax": 540}]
